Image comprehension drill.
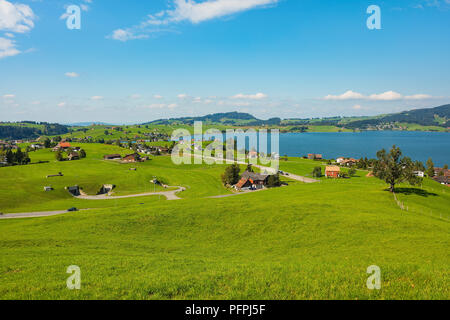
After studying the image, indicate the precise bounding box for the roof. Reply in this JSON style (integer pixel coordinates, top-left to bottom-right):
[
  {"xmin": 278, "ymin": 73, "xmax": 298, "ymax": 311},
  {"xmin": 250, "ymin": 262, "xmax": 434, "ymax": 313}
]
[
  {"xmin": 326, "ymin": 166, "xmax": 340, "ymax": 172},
  {"xmin": 241, "ymin": 171, "xmax": 269, "ymax": 181},
  {"xmin": 59, "ymin": 142, "xmax": 71, "ymax": 148},
  {"xmin": 104, "ymin": 154, "xmax": 121, "ymax": 158},
  {"xmin": 235, "ymin": 177, "xmax": 250, "ymax": 189}
]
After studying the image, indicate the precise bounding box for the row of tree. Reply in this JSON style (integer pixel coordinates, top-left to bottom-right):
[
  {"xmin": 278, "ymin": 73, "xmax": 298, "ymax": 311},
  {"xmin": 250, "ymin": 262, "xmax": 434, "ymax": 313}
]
[{"xmin": 0, "ymin": 148, "xmax": 30, "ymax": 166}]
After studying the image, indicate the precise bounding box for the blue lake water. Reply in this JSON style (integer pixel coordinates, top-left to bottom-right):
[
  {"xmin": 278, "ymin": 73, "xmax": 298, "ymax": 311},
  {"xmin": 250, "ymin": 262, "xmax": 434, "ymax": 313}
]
[{"xmin": 278, "ymin": 131, "xmax": 449, "ymax": 166}]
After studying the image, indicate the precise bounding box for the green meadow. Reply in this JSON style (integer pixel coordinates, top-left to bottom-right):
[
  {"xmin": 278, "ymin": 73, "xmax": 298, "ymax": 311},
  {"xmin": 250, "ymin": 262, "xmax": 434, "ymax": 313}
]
[{"xmin": 0, "ymin": 144, "xmax": 449, "ymax": 299}]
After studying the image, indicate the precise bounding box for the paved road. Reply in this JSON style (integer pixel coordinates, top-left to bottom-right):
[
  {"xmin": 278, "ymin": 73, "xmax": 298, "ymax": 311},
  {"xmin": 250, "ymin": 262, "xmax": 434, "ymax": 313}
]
[
  {"xmin": 0, "ymin": 209, "xmax": 90, "ymax": 220},
  {"xmin": 75, "ymin": 186, "xmax": 186, "ymax": 201}
]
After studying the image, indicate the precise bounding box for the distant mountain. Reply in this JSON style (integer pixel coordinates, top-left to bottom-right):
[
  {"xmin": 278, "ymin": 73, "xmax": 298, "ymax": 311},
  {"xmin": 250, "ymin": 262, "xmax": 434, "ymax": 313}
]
[
  {"xmin": 343, "ymin": 104, "xmax": 450, "ymax": 129},
  {"xmin": 67, "ymin": 122, "xmax": 114, "ymax": 127},
  {"xmin": 145, "ymin": 111, "xmax": 281, "ymax": 126},
  {"xmin": 144, "ymin": 105, "xmax": 450, "ymax": 130}
]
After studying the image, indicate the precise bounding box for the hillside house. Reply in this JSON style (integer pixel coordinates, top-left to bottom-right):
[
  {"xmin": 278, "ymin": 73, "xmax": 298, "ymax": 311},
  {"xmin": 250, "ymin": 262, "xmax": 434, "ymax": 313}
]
[
  {"xmin": 235, "ymin": 172, "xmax": 270, "ymax": 190},
  {"xmin": 433, "ymin": 176, "xmax": 450, "ymax": 186},
  {"xmin": 308, "ymin": 154, "xmax": 323, "ymax": 160},
  {"xmin": 68, "ymin": 151, "xmax": 80, "ymax": 161},
  {"xmin": 59, "ymin": 142, "xmax": 71, "ymax": 149},
  {"xmin": 104, "ymin": 154, "xmax": 122, "ymax": 160},
  {"xmin": 325, "ymin": 166, "xmax": 340, "ymax": 178},
  {"xmin": 341, "ymin": 158, "xmax": 359, "ymax": 167},
  {"xmin": 414, "ymin": 171, "xmax": 425, "ymax": 178},
  {"xmin": 434, "ymin": 168, "xmax": 450, "ymax": 177},
  {"xmin": 336, "ymin": 157, "xmax": 345, "ymax": 164},
  {"xmin": 122, "ymin": 153, "xmax": 141, "ymax": 163}
]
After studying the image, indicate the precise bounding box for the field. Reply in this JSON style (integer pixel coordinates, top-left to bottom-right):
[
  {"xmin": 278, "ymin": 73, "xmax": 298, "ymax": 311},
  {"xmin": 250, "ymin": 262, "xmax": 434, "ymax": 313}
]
[{"xmin": 0, "ymin": 144, "xmax": 449, "ymax": 299}]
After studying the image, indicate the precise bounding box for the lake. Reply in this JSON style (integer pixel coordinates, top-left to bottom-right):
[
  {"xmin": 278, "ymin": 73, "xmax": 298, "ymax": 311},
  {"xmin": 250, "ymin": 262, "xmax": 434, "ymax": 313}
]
[{"xmin": 278, "ymin": 131, "xmax": 449, "ymax": 166}]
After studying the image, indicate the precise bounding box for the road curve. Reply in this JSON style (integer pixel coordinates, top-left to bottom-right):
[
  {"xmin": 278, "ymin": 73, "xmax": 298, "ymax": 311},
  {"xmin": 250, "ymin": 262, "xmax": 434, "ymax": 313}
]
[{"xmin": 74, "ymin": 186, "xmax": 186, "ymax": 201}]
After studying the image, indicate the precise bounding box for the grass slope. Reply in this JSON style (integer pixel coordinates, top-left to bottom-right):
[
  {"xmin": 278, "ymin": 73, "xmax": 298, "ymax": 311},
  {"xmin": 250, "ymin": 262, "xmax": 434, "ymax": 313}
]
[{"xmin": 0, "ymin": 153, "xmax": 449, "ymax": 299}]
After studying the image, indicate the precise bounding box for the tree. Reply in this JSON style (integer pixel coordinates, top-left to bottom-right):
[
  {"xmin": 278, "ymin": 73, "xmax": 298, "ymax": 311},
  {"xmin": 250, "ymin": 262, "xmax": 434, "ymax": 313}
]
[
  {"xmin": 444, "ymin": 164, "xmax": 448, "ymax": 170},
  {"xmin": 267, "ymin": 174, "xmax": 281, "ymax": 187},
  {"xmin": 55, "ymin": 149, "xmax": 64, "ymax": 161},
  {"xmin": 245, "ymin": 164, "xmax": 254, "ymax": 173},
  {"xmin": 312, "ymin": 166, "xmax": 322, "ymax": 178},
  {"xmin": 426, "ymin": 158, "xmax": 435, "ymax": 177},
  {"xmin": 373, "ymin": 145, "xmax": 421, "ymax": 192},
  {"xmin": 221, "ymin": 164, "xmax": 240, "ymax": 186},
  {"xmin": 349, "ymin": 167, "xmax": 357, "ymax": 177},
  {"xmin": 44, "ymin": 138, "xmax": 51, "ymax": 148}
]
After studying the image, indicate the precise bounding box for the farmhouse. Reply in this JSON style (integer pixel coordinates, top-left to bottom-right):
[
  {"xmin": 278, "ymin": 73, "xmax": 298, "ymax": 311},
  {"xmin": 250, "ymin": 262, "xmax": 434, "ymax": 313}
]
[
  {"xmin": 104, "ymin": 154, "xmax": 122, "ymax": 160},
  {"xmin": 68, "ymin": 151, "xmax": 80, "ymax": 161},
  {"xmin": 340, "ymin": 158, "xmax": 359, "ymax": 167},
  {"xmin": 59, "ymin": 142, "xmax": 71, "ymax": 149},
  {"xmin": 325, "ymin": 166, "xmax": 340, "ymax": 178},
  {"xmin": 433, "ymin": 176, "xmax": 450, "ymax": 186},
  {"xmin": 235, "ymin": 172, "xmax": 270, "ymax": 190},
  {"xmin": 122, "ymin": 153, "xmax": 141, "ymax": 163},
  {"xmin": 434, "ymin": 168, "xmax": 450, "ymax": 177},
  {"xmin": 414, "ymin": 171, "xmax": 425, "ymax": 178},
  {"xmin": 308, "ymin": 153, "xmax": 323, "ymax": 160}
]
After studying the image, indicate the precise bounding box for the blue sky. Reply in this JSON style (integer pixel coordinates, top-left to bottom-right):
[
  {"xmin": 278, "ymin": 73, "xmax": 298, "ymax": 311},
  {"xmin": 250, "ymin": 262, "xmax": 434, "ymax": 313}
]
[{"xmin": 0, "ymin": 0, "xmax": 449, "ymax": 123}]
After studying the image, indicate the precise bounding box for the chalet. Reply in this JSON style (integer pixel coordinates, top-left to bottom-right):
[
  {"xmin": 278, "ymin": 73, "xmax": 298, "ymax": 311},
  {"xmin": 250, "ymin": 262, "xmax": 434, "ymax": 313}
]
[
  {"xmin": 433, "ymin": 176, "xmax": 449, "ymax": 186},
  {"xmin": 68, "ymin": 151, "xmax": 80, "ymax": 161},
  {"xmin": 414, "ymin": 171, "xmax": 425, "ymax": 178},
  {"xmin": 104, "ymin": 154, "xmax": 122, "ymax": 160},
  {"xmin": 325, "ymin": 166, "xmax": 340, "ymax": 178},
  {"xmin": 30, "ymin": 144, "xmax": 44, "ymax": 149},
  {"xmin": 434, "ymin": 168, "xmax": 450, "ymax": 177},
  {"xmin": 235, "ymin": 172, "xmax": 270, "ymax": 190},
  {"xmin": 122, "ymin": 153, "xmax": 141, "ymax": 163},
  {"xmin": 336, "ymin": 157, "xmax": 345, "ymax": 164},
  {"xmin": 158, "ymin": 147, "xmax": 170, "ymax": 153},
  {"xmin": 308, "ymin": 153, "xmax": 323, "ymax": 160},
  {"xmin": 341, "ymin": 158, "xmax": 359, "ymax": 167}
]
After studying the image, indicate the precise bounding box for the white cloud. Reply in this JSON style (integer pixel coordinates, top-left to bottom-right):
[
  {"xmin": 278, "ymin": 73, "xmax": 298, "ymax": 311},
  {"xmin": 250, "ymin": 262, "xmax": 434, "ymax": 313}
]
[
  {"xmin": 352, "ymin": 104, "xmax": 362, "ymax": 110},
  {"xmin": 232, "ymin": 92, "xmax": 268, "ymax": 100},
  {"xmin": 0, "ymin": 37, "xmax": 20, "ymax": 58},
  {"xmin": 109, "ymin": 29, "xmax": 149, "ymax": 42},
  {"xmin": 130, "ymin": 94, "xmax": 141, "ymax": 99},
  {"xmin": 90, "ymin": 96, "xmax": 103, "ymax": 100},
  {"xmin": 57, "ymin": 102, "xmax": 66, "ymax": 107},
  {"xmin": 2, "ymin": 94, "xmax": 15, "ymax": 99},
  {"xmin": 324, "ymin": 90, "xmax": 435, "ymax": 101},
  {"xmin": 109, "ymin": 0, "xmax": 278, "ymax": 41},
  {"xmin": 166, "ymin": 0, "xmax": 279, "ymax": 24},
  {"xmin": 146, "ymin": 103, "xmax": 177, "ymax": 109},
  {"xmin": 324, "ymin": 90, "xmax": 365, "ymax": 100},
  {"xmin": 368, "ymin": 91, "xmax": 403, "ymax": 101},
  {"xmin": 177, "ymin": 93, "xmax": 188, "ymax": 99},
  {"xmin": 153, "ymin": 94, "xmax": 163, "ymax": 99},
  {"xmin": 65, "ymin": 72, "xmax": 80, "ymax": 78},
  {"xmin": 404, "ymin": 94, "xmax": 433, "ymax": 100},
  {"xmin": 0, "ymin": 0, "xmax": 35, "ymax": 33}
]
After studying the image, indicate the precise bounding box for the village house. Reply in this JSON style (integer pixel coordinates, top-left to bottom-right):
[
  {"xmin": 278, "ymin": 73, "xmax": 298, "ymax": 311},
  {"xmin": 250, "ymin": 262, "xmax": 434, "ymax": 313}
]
[
  {"xmin": 434, "ymin": 168, "xmax": 450, "ymax": 177},
  {"xmin": 336, "ymin": 157, "xmax": 345, "ymax": 164},
  {"xmin": 325, "ymin": 166, "xmax": 341, "ymax": 178},
  {"xmin": 340, "ymin": 158, "xmax": 359, "ymax": 167},
  {"xmin": 308, "ymin": 153, "xmax": 323, "ymax": 160},
  {"xmin": 104, "ymin": 154, "xmax": 122, "ymax": 160},
  {"xmin": 68, "ymin": 151, "xmax": 80, "ymax": 161},
  {"xmin": 235, "ymin": 172, "xmax": 270, "ymax": 190},
  {"xmin": 414, "ymin": 171, "xmax": 425, "ymax": 178},
  {"xmin": 433, "ymin": 176, "xmax": 450, "ymax": 186},
  {"xmin": 122, "ymin": 153, "xmax": 141, "ymax": 163},
  {"xmin": 30, "ymin": 143, "xmax": 44, "ymax": 149}
]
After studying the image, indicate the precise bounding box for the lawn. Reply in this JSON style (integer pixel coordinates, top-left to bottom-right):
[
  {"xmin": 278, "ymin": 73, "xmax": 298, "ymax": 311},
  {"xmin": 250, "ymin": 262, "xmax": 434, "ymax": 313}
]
[{"xmin": 0, "ymin": 147, "xmax": 449, "ymax": 299}]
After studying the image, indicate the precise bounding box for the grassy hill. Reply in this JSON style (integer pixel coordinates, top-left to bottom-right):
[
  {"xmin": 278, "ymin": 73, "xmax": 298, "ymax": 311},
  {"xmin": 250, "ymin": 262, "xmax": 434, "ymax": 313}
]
[{"xmin": 0, "ymin": 144, "xmax": 449, "ymax": 299}]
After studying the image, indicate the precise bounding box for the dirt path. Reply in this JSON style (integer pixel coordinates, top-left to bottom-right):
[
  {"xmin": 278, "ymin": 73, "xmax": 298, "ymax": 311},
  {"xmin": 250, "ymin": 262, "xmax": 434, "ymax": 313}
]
[{"xmin": 75, "ymin": 186, "xmax": 186, "ymax": 201}]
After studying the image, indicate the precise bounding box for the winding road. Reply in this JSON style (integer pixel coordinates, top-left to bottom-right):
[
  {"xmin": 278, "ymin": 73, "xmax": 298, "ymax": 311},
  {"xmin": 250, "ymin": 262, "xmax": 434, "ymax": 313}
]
[{"xmin": 1, "ymin": 158, "xmax": 316, "ymax": 219}]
